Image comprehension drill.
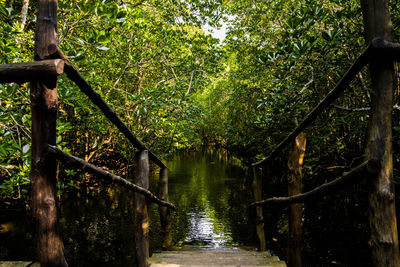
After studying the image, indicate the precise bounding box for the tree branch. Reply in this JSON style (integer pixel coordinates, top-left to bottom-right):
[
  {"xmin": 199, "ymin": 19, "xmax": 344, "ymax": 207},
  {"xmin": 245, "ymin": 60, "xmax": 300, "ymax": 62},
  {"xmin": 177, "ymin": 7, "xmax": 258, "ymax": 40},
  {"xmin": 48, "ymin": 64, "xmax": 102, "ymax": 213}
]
[
  {"xmin": 130, "ymin": 0, "xmax": 146, "ymax": 9},
  {"xmin": 333, "ymin": 105, "xmax": 370, "ymax": 112},
  {"xmin": 20, "ymin": 0, "xmax": 29, "ymax": 30}
]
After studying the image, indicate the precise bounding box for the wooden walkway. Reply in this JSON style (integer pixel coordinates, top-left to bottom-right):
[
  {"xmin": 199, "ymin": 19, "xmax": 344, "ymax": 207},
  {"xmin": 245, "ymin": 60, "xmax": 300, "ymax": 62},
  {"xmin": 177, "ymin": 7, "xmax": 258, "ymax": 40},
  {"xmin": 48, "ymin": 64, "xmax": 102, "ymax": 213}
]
[{"xmin": 149, "ymin": 251, "xmax": 286, "ymax": 267}]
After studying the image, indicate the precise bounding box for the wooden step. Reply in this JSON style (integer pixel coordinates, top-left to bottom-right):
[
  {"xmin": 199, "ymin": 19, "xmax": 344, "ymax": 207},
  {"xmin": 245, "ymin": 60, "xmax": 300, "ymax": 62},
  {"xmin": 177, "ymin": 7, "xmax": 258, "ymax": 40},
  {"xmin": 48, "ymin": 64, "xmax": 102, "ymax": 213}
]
[{"xmin": 150, "ymin": 251, "xmax": 286, "ymax": 267}]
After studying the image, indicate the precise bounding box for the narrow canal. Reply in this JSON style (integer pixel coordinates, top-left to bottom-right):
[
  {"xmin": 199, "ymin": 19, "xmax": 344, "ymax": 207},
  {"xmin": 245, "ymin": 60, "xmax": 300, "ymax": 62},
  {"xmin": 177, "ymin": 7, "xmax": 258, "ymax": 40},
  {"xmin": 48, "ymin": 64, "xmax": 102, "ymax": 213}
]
[{"xmin": 157, "ymin": 149, "xmax": 256, "ymax": 251}]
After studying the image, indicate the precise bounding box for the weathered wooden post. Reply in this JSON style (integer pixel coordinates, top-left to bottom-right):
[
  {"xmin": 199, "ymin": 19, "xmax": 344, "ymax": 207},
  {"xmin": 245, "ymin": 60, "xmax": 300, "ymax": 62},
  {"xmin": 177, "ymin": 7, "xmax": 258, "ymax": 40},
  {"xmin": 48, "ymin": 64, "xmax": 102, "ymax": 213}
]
[
  {"xmin": 30, "ymin": 0, "xmax": 68, "ymax": 266},
  {"xmin": 0, "ymin": 59, "xmax": 64, "ymax": 83},
  {"xmin": 158, "ymin": 167, "xmax": 172, "ymax": 250},
  {"xmin": 360, "ymin": 1, "xmax": 400, "ymax": 266},
  {"xmin": 134, "ymin": 150, "xmax": 150, "ymax": 267},
  {"xmin": 287, "ymin": 133, "xmax": 306, "ymax": 267},
  {"xmin": 252, "ymin": 167, "xmax": 266, "ymax": 251}
]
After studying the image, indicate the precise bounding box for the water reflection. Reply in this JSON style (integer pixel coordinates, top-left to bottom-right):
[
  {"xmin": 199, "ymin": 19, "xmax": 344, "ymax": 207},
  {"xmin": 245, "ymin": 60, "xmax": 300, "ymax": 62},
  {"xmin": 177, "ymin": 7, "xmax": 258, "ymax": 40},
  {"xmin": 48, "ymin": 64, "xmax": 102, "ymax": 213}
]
[
  {"xmin": 61, "ymin": 185, "xmax": 137, "ymax": 266},
  {"xmin": 165, "ymin": 148, "xmax": 256, "ymax": 251},
  {"xmin": 184, "ymin": 208, "xmax": 234, "ymax": 249}
]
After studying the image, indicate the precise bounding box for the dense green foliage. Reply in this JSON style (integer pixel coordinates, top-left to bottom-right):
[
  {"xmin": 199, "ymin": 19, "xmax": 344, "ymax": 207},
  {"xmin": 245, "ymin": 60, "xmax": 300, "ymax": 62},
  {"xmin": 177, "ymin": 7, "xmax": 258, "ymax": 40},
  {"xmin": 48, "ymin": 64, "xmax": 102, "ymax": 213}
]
[
  {"xmin": 0, "ymin": 0, "xmax": 33, "ymax": 198},
  {"xmin": 206, "ymin": 0, "xmax": 375, "ymax": 158},
  {"xmin": 0, "ymin": 0, "xmax": 223, "ymax": 198}
]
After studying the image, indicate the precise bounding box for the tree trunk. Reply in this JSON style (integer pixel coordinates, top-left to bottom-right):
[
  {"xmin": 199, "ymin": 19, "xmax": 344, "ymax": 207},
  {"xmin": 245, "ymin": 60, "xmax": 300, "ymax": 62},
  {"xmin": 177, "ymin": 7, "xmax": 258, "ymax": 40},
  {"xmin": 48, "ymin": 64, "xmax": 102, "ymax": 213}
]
[
  {"xmin": 287, "ymin": 133, "xmax": 306, "ymax": 267},
  {"xmin": 252, "ymin": 167, "xmax": 266, "ymax": 251},
  {"xmin": 20, "ymin": 0, "xmax": 29, "ymax": 30},
  {"xmin": 30, "ymin": 0, "xmax": 68, "ymax": 266},
  {"xmin": 158, "ymin": 167, "xmax": 172, "ymax": 250},
  {"xmin": 360, "ymin": 1, "xmax": 400, "ymax": 266},
  {"xmin": 134, "ymin": 150, "xmax": 150, "ymax": 267}
]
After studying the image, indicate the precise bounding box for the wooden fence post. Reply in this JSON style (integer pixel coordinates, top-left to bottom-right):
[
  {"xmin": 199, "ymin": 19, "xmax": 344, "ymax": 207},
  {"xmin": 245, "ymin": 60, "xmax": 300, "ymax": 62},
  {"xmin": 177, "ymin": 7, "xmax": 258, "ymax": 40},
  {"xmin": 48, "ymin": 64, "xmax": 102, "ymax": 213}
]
[
  {"xmin": 158, "ymin": 167, "xmax": 172, "ymax": 250},
  {"xmin": 287, "ymin": 133, "xmax": 306, "ymax": 267},
  {"xmin": 134, "ymin": 150, "xmax": 150, "ymax": 267},
  {"xmin": 361, "ymin": 1, "xmax": 400, "ymax": 266},
  {"xmin": 30, "ymin": 0, "xmax": 68, "ymax": 266},
  {"xmin": 252, "ymin": 167, "xmax": 266, "ymax": 251}
]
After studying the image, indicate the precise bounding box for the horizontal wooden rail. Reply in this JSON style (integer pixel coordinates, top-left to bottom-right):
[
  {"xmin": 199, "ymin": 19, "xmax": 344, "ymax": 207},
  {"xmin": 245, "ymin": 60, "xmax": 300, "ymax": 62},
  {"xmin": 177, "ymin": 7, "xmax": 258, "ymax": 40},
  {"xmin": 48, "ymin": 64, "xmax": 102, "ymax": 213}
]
[
  {"xmin": 48, "ymin": 44, "xmax": 167, "ymax": 169},
  {"xmin": 252, "ymin": 44, "xmax": 372, "ymax": 167},
  {"xmin": 250, "ymin": 159, "xmax": 379, "ymax": 206},
  {"xmin": 0, "ymin": 59, "xmax": 64, "ymax": 83},
  {"xmin": 371, "ymin": 38, "xmax": 400, "ymax": 61},
  {"xmin": 46, "ymin": 145, "xmax": 175, "ymax": 209}
]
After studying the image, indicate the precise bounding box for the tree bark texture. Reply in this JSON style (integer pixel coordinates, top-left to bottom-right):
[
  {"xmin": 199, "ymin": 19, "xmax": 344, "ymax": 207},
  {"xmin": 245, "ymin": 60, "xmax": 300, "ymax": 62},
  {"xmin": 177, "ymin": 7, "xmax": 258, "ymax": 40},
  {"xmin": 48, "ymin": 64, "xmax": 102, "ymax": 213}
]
[
  {"xmin": 158, "ymin": 168, "xmax": 172, "ymax": 250},
  {"xmin": 361, "ymin": 1, "xmax": 400, "ymax": 266},
  {"xmin": 287, "ymin": 133, "xmax": 306, "ymax": 267},
  {"xmin": 20, "ymin": 0, "xmax": 29, "ymax": 30},
  {"xmin": 30, "ymin": 0, "xmax": 68, "ymax": 266},
  {"xmin": 134, "ymin": 150, "xmax": 150, "ymax": 267},
  {"xmin": 0, "ymin": 59, "xmax": 64, "ymax": 83},
  {"xmin": 252, "ymin": 167, "xmax": 266, "ymax": 251},
  {"xmin": 250, "ymin": 159, "xmax": 380, "ymax": 206}
]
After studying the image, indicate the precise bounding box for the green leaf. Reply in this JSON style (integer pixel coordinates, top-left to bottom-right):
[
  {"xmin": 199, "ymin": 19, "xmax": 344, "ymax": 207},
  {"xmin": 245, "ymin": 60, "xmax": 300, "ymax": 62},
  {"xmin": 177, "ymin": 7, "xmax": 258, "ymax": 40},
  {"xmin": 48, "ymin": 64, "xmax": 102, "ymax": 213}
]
[
  {"xmin": 97, "ymin": 46, "xmax": 110, "ymax": 51},
  {"xmin": 22, "ymin": 144, "xmax": 30, "ymax": 154}
]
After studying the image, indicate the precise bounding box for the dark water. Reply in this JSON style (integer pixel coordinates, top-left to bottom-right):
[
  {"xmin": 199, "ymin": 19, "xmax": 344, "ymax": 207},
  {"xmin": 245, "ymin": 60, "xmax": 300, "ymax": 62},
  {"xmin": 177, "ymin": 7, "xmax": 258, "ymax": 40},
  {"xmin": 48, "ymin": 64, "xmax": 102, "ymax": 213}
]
[
  {"xmin": 0, "ymin": 149, "xmax": 259, "ymax": 266},
  {"xmin": 158, "ymin": 150, "xmax": 256, "ymax": 251}
]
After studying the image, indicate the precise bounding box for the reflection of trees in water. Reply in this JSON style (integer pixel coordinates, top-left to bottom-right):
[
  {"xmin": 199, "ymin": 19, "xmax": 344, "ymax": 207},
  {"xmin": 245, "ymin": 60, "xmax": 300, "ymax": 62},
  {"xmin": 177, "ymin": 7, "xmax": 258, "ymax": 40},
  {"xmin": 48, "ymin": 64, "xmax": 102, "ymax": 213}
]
[
  {"xmin": 0, "ymin": 209, "xmax": 35, "ymax": 261},
  {"xmin": 61, "ymin": 186, "xmax": 136, "ymax": 266},
  {"xmin": 165, "ymin": 149, "xmax": 257, "ymax": 250}
]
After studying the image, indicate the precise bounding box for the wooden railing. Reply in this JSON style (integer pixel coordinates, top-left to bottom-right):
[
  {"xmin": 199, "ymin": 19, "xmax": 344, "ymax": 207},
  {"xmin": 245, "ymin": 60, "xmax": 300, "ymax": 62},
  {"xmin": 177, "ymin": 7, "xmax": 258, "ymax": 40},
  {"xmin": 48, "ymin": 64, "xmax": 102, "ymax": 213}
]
[
  {"xmin": 249, "ymin": 38, "xmax": 400, "ymax": 266},
  {"xmin": 0, "ymin": 56, "xmax": 175, "ymax": 267},
  {"xmin": 1, "ymin": 58, "xmax": 175, "ymax": 267},
  {"xmin": 0, "ymin": 3, "xmax": 174, "ymax": 267}
]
